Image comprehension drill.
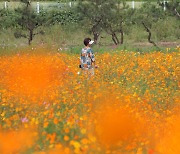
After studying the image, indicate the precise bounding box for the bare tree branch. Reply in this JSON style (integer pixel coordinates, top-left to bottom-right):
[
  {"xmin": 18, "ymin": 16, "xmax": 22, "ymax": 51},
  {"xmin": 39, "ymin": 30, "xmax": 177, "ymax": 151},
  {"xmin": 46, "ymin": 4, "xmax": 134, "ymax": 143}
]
[
  {"xmin": 174, "ymin": 8, "xmax": 180, "ymax": 18},
  {"xmin": 142, "ymin": 21, "xmax": 159, "ymax": 48}
]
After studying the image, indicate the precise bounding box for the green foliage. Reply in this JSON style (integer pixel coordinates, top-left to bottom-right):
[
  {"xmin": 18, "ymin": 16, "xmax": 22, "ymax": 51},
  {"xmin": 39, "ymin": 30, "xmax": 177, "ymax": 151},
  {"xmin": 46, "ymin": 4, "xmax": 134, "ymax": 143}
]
[
  {"xmin": 77, "ymin": 0, "xmax": 107, "ymax": 42},
  {"xmin": 0, "ymin": 9, "xmax": 18, "ymax": 29},
  {"xmin": 131, "ymin": 2, "xmax": 165, "ymax": 47},
  {"xmin": 0, "ymin": 0, "xmax": 179, "ymax": 48},
  {"xmin": 158, "ymin": 0, "xmax": 180, "ymax": 18},
  {"xmin": 14, "ymin": 0, "xmax": 47, "ymax": 45},
  {"xmin": 77, "ymin": 0, "xmax": 134, "ymax": 44},
  {"xmin": 133, "ymin": 2, "xmax": 165, "ymax": 28},
  {"xmin": 101, "ymin": 1, "xmax": 133, "ymax": 44},
  {"xmin": 46, "ymin": 8, "xmax": 81, "ymax": 25}
]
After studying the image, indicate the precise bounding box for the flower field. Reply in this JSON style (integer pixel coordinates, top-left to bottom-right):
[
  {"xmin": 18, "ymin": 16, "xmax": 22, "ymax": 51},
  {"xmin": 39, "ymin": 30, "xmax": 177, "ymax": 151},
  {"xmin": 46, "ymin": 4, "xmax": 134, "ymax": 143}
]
[{"xmin": 0, "ymin": 48, "xmax": 179, "ymax": 154}]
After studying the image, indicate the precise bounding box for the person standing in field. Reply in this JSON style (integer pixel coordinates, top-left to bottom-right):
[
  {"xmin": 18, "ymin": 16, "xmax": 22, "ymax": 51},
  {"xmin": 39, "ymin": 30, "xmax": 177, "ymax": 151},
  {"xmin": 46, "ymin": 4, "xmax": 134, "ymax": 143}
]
[{"xmin": 80, "ymin": 38, "xmax": 97, "ymax": 77}]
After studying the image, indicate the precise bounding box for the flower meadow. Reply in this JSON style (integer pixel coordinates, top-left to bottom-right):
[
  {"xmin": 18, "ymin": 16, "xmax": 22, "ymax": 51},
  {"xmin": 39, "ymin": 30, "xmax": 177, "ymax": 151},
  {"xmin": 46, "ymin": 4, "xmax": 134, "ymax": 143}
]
[{"xmin": 0, "ymin": 48, "xmax": 179, "ymax": 154}]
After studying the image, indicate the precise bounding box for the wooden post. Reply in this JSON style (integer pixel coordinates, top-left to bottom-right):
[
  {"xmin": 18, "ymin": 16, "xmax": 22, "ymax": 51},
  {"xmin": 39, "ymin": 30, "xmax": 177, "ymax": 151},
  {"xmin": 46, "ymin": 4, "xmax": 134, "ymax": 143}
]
[
  {"xmin": 37, "ymin": 2, "xmax": 40, "ymax": 14},
  {"xmin": 69, "ymin": 1, "xmax": 72, "ymax": 7},
  {"xmin": 132, "ymin": 1, "xmax": 135, "ymax": 9},
  {"xmin": 164, "ymin": 0, "xmax": 166, "ymax": 11},
  {"xmin": 4, "ymin": 1, "xmax": 7, "ymax": 9}
]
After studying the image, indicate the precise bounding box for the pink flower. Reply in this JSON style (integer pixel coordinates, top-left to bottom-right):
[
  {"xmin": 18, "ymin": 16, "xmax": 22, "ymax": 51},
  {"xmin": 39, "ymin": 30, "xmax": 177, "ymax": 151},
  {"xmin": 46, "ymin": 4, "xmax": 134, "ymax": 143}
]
[{"xmin": 21, "ymin": 117, "xmax": 28, "ymax": 123}]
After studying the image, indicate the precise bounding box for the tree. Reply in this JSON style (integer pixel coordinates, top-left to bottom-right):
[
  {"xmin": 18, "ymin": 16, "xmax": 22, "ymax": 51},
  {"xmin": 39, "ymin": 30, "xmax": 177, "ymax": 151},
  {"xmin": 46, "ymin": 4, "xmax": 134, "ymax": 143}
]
[
  {"xmin": 46, "ymin": 8, "xmax": 81, "ymax": 26},
  {"xmin": 96, "ymin": 0, "xmax": 119, "ymax": 45},
  {"xmin": 101, "ymin": 1, "xmax": 133, "ymax": 45},
  {"xmin": 133, "ymin": 2, "xmax": 164, "ymax": 48},
  {"xmin": 158, "ymin": 0, "xmax": 180, "ymax": 18},
  {"xmin": 77, "ymin": 0, "xmax": 108, "ymax": 44},
  {"xmin": 0, "ymin": 9, "xmax": 5, "ymax": 29},
  {"xmin": 0, "ymin": 9, "xmax": 18, "ymax": 29},
  {"xmin": 77, "ymin": 0, "xmax": 133, "ymax": 45},
  {"xmin": 14, "ymin": 0, "xmax": 46, "ymax": 45}
]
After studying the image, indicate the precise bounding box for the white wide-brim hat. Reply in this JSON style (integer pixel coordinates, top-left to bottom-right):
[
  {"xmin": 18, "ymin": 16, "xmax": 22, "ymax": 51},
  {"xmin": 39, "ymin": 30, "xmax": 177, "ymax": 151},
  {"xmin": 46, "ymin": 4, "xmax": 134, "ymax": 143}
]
[{"xmin": 89, "ymin": 40, "xmax": 94, "ymax": 45}]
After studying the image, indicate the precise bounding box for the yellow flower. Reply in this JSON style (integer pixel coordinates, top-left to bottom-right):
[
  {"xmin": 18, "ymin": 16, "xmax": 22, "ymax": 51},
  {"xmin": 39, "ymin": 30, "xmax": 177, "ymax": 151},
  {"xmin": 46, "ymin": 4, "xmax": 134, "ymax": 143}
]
[{"xmin": 81, "ymin": 128, "xmax": 86, "ymax": 134}]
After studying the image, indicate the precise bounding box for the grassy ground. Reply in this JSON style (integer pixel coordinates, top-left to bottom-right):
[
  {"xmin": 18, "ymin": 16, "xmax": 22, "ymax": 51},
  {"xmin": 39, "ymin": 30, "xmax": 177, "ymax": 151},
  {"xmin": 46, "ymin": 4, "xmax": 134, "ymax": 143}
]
[{"xmin": 0, "ymin": 21, "xmax": 179, "ymax": 56}]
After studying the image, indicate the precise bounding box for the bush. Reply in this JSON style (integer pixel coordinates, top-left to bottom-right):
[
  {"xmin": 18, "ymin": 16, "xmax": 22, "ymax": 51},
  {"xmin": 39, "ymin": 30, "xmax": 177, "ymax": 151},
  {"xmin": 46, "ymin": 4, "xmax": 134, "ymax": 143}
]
[
  {"xmin": 153, "ymin": 17, "xmax": 180, "ymax": 41},
  {"xmin": 46, "ymin": 8, "xmax": 82, "ymax": 26},
  {"xmin": 0, "ymin": 9, "xmax": 18, "ymax": 28},
  {"xmin": 127, "ymin": 25, "xmax": 147, "ymax": 42}
]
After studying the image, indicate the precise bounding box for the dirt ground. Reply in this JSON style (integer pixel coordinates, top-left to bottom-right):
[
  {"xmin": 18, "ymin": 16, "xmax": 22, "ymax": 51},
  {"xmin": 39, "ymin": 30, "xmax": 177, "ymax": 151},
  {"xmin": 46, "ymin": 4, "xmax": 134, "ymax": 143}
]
[{"xmin": 133, "ymin": 41, "xmax": 180, "ymax": 48}]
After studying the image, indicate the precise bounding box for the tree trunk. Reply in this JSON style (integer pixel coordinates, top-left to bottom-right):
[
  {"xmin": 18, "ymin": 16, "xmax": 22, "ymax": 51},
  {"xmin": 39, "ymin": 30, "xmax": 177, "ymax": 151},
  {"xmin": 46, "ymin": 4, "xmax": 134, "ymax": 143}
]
[
  {"xmin": 114, "ymin": 32, "xmax": 120, "ymax": 44},
  {"xmin": 91, "ymin": 19, "xmax": 102, "ymax": 44},
  {"xmin": 174, "ymin": 8, "xmax": 180, "ymax": 18},
  {"xmin": 112, "ymin": 32, "xmax": 119, "ymax": 45},
  {"xmin": 142, "ymin": 22, "xmax": 158, "ymax": 47},
  {"xmin": 106, "ymin": 26, "xmax": 119, "ymax": 45},
  {"xmin": 28, "ymin": 29, "xmax": 33, "ymax": 45},
  {"xmin": 120, "ymin": 29, "xmax": 124, "ymax": 44},
  {"xmin": 112, "ymin": 35, "xmax": 118, "ymax": 45},
  {"xmin": 119, "ymin": 23, "xmax": 124, "ymax": 44},
  {"xmin": 93, "ymin": 31, "xmax": 99, "ymax": 44}
]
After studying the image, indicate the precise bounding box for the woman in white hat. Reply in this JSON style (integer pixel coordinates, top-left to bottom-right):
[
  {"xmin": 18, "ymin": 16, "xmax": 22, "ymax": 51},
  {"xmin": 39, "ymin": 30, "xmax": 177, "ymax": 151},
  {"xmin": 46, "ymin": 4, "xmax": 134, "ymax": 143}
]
[{"xmin": 80, "ymin": 38, "xmax": 98, "ymax": 77}]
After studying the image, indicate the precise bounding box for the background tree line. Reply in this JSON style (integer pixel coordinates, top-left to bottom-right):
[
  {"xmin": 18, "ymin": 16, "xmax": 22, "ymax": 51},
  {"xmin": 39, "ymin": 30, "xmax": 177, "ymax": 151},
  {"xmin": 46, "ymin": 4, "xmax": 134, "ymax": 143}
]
[{"xmin": 0, "ymin": 0, "xmax": 179, "ymax": 47}]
